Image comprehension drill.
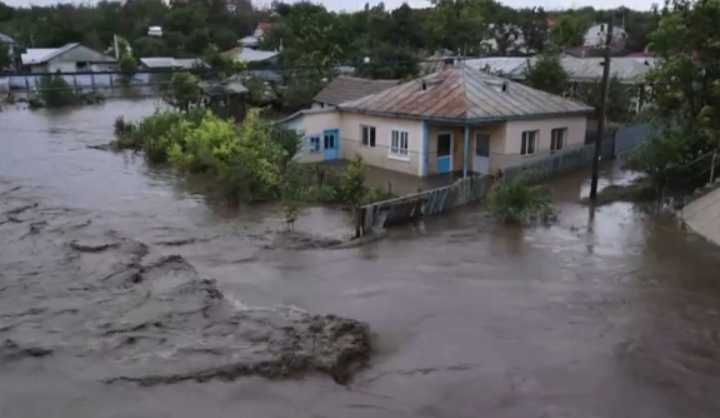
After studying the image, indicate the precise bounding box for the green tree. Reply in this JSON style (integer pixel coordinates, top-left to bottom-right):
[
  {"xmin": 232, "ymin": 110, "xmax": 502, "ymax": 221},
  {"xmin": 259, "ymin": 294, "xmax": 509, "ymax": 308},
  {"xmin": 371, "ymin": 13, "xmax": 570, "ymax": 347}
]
[
  {"xmin": 626, "ymin": 0, "xmax": 720, "ymax": 184},
  {"xmin": 524, "ymin": 53, "xmax": 568, "ymax": 96},
  {"xmin": 550, "ymin": 14, "xmax": 589, "ymax": 48},
  {"xmin": 355, "ymin": 44, "xmax": 419, "ymax": 80},
  {"xmin": 571, "ymin": 77, "xmax": 632, "ymax": 123},
  {"xmin": 165, "ymin": 72, "xmax": 201, "ymax": 111},
  {"xmin": 0, "ymin": 43, "xmax": 12, "ymax": 69},
  {"xmin": 280, "ymin": 162, "xmax": 308, "ymax": 231},
  {"xmin": 489, "ymin": 172, "xmax": 553, "ymax": 224}
]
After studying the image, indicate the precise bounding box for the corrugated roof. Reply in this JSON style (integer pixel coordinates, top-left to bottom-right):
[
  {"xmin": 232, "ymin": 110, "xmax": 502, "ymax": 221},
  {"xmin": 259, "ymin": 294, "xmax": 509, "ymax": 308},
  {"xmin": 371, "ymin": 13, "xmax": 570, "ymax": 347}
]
[
  {"xmin": 314, "ymin": 76, "xmax": 401, "ymax": 106},
  {"xmin": 140, "ymin": 57, "xmax": 204, "ymax": 69},
  {"xmin": 198, "ymin": 80, "xmax": 248, "ymax": 96},
  {"xmin": 35, "ymin": 43, "xmax": 81, "ymax": 63},
  {"xmin": 21, "ymin": 48, "xmax": 60, "ymax": 65},
  {"xmin": 338, "ymin": 65, "xmax": 594, "ymax": 123},
  {"xmin": 465, "ymin": 57, "xmax": 527, "ymax": 77},
  {"xmin": 465, "ymin": 56, "xmax": 655, "ymax": 84},
  {"xmin": 560, "ymin": 56, "xmax": 654, "ymax": 83},
  {"xmin": 0, "ymin": 33, "xmax": 14, "ymax": 44},
  {"xmin": 21, "ymin": 43, "xmax": 115, "ymax": 66}
]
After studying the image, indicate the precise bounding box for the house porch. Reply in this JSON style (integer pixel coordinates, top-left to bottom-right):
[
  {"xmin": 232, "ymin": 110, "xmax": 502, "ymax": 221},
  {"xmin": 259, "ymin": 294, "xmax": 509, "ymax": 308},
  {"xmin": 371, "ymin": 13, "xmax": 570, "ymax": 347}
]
[{"xmin": 423, "ymin": 122, "xmax": 506, "ymax": 177}]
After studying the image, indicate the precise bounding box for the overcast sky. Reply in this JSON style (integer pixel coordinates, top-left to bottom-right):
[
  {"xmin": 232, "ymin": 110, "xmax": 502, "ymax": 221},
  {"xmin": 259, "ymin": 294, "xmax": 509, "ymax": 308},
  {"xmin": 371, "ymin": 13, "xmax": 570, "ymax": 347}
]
[{"xmin": 2, "ymin": 0, "xmax": 653, "ymax": 12}]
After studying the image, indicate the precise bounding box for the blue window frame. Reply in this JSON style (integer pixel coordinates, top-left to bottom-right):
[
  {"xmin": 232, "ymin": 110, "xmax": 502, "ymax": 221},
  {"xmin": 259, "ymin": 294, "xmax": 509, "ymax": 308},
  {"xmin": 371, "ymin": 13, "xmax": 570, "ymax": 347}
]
[{"xmin": 308, "ymin": 136, "xmax": 321, "ymax": 153}]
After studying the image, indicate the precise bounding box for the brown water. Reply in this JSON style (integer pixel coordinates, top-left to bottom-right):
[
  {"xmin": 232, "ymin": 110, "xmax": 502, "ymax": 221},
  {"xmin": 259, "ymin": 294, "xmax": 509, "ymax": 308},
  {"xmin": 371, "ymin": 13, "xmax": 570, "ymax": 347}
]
[{"xmin": 3, "ymin": 100, "xmax": 720, "ymax": 418}]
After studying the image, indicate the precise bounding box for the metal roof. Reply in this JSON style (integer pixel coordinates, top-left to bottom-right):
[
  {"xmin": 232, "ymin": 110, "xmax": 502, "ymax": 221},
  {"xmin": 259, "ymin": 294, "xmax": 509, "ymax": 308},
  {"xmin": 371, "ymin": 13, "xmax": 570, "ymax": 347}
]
[
  {"xmin": 237, "ymin": 48, "xmax": 279, "ymax": 62},
  {"xmin": 465, "ymin": 56, "xmax": 655, "ymax": 84},
  {"xmin": 0, "ymin": 33, "xmax": 14, "ymax": 44},
  {"xmin": 314, "ymin": 76, "xmax": 401, "ymax": 106},
  {"xmin": 198, "ymin": 80, "xmax": 248, "ymax": 96},
  {"xmin": 140, "ymin": 57, "xmax": 204, "ymax": 69},
  {"xmin": 560, "ymin": 56, "xmax": 655, "ymax": 83},
  {"xmin": 464, "ymin": 57, "xmax": 527, "ymax": 77},
  {"xmin": 21, "ymin": 43, "xmax": 116, "ymax": 65},
  {"xmin": 338, "ymin": 65, "xmax": 594, "ymax": 123}
]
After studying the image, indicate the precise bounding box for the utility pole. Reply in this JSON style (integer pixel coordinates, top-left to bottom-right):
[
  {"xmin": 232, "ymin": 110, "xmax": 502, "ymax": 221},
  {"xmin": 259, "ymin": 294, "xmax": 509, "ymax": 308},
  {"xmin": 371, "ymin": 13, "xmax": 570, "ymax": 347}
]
[{"xmin": 589, "ymin": 16, "xmax": 614, "ymax": 202}]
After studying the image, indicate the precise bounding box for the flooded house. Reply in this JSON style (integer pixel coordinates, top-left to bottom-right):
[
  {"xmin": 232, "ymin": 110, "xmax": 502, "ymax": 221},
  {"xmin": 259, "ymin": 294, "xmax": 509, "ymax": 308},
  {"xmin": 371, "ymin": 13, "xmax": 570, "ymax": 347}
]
[{"xmin": 281, "ymin": 65, "xmax": 594, "ymax": 178}]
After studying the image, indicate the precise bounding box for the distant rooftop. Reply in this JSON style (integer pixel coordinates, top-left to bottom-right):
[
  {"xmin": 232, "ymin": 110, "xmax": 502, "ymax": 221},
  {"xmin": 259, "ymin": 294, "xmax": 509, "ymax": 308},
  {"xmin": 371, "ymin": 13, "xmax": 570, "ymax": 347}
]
[
  {"xmin": 0, "ymin": 33, "xmax": 14, "ymax": 44},
  {"xmin": 223, "ymin": 47, "xmax": 279, "ymax": 63},
  {"xmin": 139, "ymin": 57, "xmax": 205, "ymax": 69},
  {"xmin": 464, "ymin": 55, "xmax": 655, "ymax": 84}
]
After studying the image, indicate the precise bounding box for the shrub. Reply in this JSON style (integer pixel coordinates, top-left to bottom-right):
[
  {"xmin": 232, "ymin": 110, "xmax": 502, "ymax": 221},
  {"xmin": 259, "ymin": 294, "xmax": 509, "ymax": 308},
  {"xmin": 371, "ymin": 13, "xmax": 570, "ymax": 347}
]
[{"xmin": 488, "ymin": 171, "xmax": 554, "ymax": 224}]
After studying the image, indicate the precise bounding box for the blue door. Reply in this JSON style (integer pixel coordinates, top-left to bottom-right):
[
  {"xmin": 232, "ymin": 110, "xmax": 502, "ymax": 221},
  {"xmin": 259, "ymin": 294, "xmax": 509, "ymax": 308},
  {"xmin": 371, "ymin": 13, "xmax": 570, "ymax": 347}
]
[
  {"xmin": 436, "ymin": 133, "xmax": 452, "ymax": 174},
  {"xmin": 323, "ymin": 129, "xmax": 339, "ymax": 161}
]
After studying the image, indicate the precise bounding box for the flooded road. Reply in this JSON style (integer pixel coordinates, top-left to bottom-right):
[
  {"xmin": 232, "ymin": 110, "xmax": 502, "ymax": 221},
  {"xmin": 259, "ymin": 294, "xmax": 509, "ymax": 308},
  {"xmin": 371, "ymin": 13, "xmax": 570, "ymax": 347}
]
[{"xmin": 3, "ymin": 100, "xmax": 720, "ymax": 418}]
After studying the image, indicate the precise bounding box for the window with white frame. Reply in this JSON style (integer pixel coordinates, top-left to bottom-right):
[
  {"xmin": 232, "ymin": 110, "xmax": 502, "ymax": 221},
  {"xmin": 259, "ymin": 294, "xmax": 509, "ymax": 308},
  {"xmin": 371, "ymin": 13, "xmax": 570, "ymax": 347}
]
[
  {"xmin": 551, "ymin": 128, "xmax": 566, "ymax": 152},
  {"xmin": 390, "ymin": 130, "xmax": 409, "ymax": 159},
  {"xmin": 308, "ymin": 135, "xmax": 321, "ymax": 153},
  {"xmin": 520, "ymin": 130, "xmax": 537, "ymax": 156},
  {"xmin": 361, "ymin": 125, "xmax": 376, "ymax": 147}
]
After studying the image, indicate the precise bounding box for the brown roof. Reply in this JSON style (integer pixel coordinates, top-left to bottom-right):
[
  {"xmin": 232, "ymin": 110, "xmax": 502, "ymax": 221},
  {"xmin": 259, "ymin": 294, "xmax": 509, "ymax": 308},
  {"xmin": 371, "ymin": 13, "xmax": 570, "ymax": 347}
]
[
  {"xmin": 313, "ymin": 76, "xmax": 401, "ymax": 106},
  {"xmin": 338, "ymin": 65, "xmax": 594, "ymax": 123}
]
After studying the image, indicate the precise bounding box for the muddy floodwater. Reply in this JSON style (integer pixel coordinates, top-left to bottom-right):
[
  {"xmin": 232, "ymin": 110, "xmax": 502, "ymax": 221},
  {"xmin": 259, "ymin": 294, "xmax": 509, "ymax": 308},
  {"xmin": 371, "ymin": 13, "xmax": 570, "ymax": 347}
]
[{"xmin": 3, "ymin": 100, "xmax": 720, "ymax": 418}]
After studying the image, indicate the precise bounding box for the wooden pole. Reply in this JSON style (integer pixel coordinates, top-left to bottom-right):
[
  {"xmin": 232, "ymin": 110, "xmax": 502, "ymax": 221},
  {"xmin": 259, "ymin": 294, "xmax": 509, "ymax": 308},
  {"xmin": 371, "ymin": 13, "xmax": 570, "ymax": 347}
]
[{"xmin": 589, "ymin": 17, "xmax": 615, "ymax": 202}]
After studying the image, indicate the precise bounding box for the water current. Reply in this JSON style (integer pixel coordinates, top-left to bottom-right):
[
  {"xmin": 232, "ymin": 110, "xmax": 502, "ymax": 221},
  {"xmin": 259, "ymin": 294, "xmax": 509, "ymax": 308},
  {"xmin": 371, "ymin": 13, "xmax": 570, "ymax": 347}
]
[{"xmin": 2, "ymin": 99, "xmax": 720, "ymax": 418}]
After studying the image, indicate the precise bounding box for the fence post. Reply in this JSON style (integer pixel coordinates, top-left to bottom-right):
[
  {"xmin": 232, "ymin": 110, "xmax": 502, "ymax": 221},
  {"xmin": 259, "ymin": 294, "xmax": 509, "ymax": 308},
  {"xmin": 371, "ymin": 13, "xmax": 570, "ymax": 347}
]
[{"xmin": 710, "ymin": 151, "xmax": 717, "ymax": 184}]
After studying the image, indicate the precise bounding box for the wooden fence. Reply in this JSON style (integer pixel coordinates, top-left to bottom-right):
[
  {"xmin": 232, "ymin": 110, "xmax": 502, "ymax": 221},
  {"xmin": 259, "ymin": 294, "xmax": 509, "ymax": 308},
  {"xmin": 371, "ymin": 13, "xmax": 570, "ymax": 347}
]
[{"xmin": 356, "ymin": 175, "xmax": 490, "ymax": 235}]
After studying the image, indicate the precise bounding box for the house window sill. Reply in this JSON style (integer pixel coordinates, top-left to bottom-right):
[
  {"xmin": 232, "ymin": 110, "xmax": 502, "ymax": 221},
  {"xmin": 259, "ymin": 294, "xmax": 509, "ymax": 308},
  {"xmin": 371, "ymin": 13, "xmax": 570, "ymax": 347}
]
[{"xmin": 388, "ymin": 154, "xmax": 410, "ymax": 162}]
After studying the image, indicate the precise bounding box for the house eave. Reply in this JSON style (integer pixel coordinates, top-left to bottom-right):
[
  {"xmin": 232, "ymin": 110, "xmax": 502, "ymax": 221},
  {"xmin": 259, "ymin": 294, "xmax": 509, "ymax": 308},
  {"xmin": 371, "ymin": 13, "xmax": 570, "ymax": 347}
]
[{"xmin": 337, "ymin": 107, "xmax": 595, "ymax": 124}]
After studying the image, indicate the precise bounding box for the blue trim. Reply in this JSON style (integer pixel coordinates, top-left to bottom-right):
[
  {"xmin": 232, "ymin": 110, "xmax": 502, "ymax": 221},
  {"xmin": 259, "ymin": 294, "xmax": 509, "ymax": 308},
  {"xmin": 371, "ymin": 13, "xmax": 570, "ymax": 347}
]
[
  {"xmin": 322, "ymin": 129, "xmax": 340, "ymax": 161},
  {"xmin": 422, "ymin": 121, "xmax": 429, "ymax": 176},
  {"xmin": 463, "ymin": 125, "xmax": 470, "ymax": 178}
]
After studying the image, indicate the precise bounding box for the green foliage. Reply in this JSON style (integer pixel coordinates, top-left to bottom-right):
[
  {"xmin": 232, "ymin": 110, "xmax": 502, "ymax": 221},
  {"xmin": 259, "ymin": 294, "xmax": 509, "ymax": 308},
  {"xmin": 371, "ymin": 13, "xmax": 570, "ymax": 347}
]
[
  {"xmin": 307, "ymin": 157, "xmax": 392, "ymax": 207},
  {"xmin": 626, "ymin": 0, "xmax": 720, "ymax": 184},
  {"xmin": 571, "ymin": 76, "xmax": 633, "ymax": 123},
  {"xmin": 35, "ymin": 74, "xmax": 77, "ymax": 108},
  {"xmin": 549, "ymin": 14, "xmax": 590, "ymax": 48},
  {"xmin": 164, "ymin": 72, "xmax": 201, "ymax": 112},
  {"xmin": 0, "ymin": 1, "xmax": 659, "ymax": 67},
  {"xmin": 355, "ymin": 45, "xmax": 420, "ymax": 80},
  {"xmin": 524, "ymin": 53, "xmax": 569, "ymax": 96},
  {"xmin": 31, "ymin": 74, "xmax": 103, "ymax": 108},
  {"xmin": 489, "ymin": 172, "xmax": 553, "ymax": 224},
  {"xmin": 0, "ymin": 43, "xmax": 11, "ymax": 69},
  {"xmin": 280, "ymin": 162, "xmax": 309, "ymax": 229}
]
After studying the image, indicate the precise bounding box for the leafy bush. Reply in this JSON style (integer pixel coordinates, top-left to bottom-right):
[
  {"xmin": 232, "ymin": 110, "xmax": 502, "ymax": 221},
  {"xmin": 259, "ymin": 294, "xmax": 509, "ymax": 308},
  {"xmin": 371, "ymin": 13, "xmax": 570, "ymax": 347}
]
[{"xmin": 488, "ymin": 172, "xmax": 554, "ymax": 224}]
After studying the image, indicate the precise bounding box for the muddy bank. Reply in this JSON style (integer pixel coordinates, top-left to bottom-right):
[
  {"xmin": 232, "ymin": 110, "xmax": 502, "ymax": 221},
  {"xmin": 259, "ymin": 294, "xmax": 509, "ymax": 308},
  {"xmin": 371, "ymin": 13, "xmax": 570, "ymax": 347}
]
[{"xmin": 0, "ymin": 185, "xmax": 372, "ymax": 386}]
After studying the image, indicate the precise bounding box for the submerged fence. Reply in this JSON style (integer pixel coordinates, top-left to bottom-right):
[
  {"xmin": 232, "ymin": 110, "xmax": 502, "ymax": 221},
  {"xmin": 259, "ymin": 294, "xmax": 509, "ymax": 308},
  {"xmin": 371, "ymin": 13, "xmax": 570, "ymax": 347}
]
[
  {"xmin": 354, "ymin": 122, "xmax": 652, "ymax": 235},
  {"xmin": 503, "ymin": 137, "xmax": 615, "ymax": 183},
  {"xmin": 356, "ymin": 175, "xmax": 490, "ymax": 235}
]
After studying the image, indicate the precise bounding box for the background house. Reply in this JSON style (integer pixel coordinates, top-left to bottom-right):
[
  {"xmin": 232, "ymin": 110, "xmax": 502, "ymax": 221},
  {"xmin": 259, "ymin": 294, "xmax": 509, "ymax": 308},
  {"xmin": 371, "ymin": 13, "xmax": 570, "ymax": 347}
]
[
  {"xmin": 11, "ymin": 43, "xmax": 118, "ymax": 89},
  {"xmin": 583, "ymin": 23, "xmax": 628, "ymax": 48},
  {"xmin": 21, "ymin": 43, "xmax": 116, "ymax": 74},
  {"xmin": 283, "ymin": 66, "xmax": 594, "ymax": 177},
  {"xmin": 138, "ymin": 56, "xmax": 205, "ymax": 83}
]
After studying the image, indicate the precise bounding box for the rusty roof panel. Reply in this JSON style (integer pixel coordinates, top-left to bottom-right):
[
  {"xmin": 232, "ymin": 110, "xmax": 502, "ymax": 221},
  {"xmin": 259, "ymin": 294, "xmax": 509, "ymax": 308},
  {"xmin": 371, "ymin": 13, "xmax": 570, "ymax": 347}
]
[{"xmin": 338, "ymin": 65, "xmax": 594, "ymax": 122}]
